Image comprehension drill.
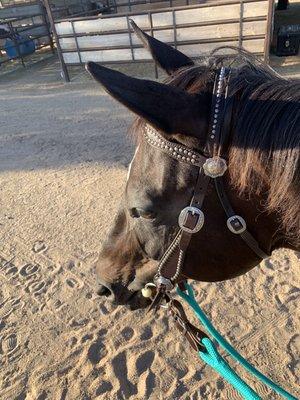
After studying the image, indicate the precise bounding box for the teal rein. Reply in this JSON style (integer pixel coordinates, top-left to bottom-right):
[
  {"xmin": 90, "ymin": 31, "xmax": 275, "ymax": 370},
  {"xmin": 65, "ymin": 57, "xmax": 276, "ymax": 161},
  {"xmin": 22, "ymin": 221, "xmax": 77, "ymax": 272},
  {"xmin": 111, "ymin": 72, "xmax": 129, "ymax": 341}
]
[{"xmin": 177, "ymin": 283, "xmax": 298, "ymax": 400}]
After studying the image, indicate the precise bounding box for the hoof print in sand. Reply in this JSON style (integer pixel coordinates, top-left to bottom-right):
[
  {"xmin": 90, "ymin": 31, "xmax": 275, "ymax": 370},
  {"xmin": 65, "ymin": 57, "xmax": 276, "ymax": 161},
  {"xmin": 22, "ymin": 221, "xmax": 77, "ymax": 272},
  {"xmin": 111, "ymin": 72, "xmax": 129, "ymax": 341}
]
[
  {"xmin": 1, "ymin": 333, "xmax": 18, "ymax": 356},
  {"xmin": 87, "ymin": 329, "xmax": 108, "ymax": 364},
  {"xmin": 32, "ymin": 241, "xmax": 47, "ymax": 254},
  {"xmin": 25, "ymin": 280, "xmax": 46, "ymax": 296},
  {"xmin": 287, "ymin": 334, "xmax": 300, "ymax": 383},
  {"xmin": 0, "ymin": 256, "xmax": 18, "ymax": 278},
  {"xmin": 112, "ymin": 351, "xmax": 138, "ymax": 399},
  {"xmin": 0, "ymin": 297, "xmax": 24, "ymax": 319},
  {"xmin": 140, "ymin": 326, "xmax": 153, "ymax": 341},
  {"xmin": 96, "ymin": 380, "xmax": 113, "ymax": 396},
  {"xmin": 121, "ymin": 327, "xmax": 134, "ymax": 341},
  {"xmin": 19, "ymin": 263, "xmax": 40, "ymax": 277},
  {"xmin": 66, "ymin": 276, "xmax": 84, "ymax": 290}
]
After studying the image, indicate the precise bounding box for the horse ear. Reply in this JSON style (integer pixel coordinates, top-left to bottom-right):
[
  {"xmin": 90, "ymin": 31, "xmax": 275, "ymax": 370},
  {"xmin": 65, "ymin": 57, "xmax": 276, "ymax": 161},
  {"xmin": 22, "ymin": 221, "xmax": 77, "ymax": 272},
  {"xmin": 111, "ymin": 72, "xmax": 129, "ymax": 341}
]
[
  {"xmin": 129, "ymin": 20, "xmax": 194, "ymax": 75},
  {"xmin": 86, "ymin": 62, "xmax": 206, "ymax": 138}
]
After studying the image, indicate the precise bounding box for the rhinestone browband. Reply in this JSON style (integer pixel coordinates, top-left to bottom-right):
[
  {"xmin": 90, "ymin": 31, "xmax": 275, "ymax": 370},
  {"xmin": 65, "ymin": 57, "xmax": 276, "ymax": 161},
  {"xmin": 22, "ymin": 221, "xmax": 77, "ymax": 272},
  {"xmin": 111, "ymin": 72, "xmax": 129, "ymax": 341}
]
[{"xmin": 144, "ymin": 124, "xmax": 206, "ymax": 167}]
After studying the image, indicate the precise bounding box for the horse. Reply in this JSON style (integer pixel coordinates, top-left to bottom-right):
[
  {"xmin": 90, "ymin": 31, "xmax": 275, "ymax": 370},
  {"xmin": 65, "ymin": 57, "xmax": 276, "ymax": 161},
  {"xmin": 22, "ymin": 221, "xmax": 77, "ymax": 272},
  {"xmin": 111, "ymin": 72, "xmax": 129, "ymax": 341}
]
[{"xmin": 86, "ymin": 21, "xmax": 300, "ymax": 310}]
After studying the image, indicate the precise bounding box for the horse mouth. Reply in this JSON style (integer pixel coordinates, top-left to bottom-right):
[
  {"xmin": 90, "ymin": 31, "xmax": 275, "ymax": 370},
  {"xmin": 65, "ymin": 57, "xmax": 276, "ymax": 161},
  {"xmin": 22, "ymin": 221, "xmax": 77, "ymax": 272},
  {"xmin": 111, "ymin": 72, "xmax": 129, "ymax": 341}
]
[
  {"xmin": 97, "ymin": 283, "xmax": 151, "ymax": 310},
  {"xmin": 125, "ymin": 290, "xmax": 151, "ymax": 310}
]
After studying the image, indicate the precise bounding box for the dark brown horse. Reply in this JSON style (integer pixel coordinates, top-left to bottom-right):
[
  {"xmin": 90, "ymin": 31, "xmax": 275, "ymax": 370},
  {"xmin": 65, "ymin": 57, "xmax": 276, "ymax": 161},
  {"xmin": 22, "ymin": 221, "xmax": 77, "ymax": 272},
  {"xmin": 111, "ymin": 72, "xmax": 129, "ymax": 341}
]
[{"xmin": 86, "ymin": 23, "xmax": 300, "ymax": 309}]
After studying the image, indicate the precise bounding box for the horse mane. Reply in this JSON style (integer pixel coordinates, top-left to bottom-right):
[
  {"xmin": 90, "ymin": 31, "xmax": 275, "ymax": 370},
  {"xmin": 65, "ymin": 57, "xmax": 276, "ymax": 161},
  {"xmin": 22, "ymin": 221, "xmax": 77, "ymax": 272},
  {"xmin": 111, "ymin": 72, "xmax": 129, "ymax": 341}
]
[{"xmin": 135, "ymin": 47, "xmax": 300, "ymax": 245}]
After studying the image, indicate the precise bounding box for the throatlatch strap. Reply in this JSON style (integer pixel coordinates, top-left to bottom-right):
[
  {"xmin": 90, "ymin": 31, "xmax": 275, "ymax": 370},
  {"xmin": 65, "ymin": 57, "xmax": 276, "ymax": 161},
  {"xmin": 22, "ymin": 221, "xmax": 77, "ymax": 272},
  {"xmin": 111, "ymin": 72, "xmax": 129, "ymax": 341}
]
[{"xmin": 215, "ymin": 178, "xmax": 269, "ymax": 259}]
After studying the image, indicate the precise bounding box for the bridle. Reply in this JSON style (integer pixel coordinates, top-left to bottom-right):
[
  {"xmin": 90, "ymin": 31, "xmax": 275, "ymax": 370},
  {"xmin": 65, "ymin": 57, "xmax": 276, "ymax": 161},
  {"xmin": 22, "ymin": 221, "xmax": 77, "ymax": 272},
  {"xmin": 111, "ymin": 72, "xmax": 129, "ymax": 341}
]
[{"xmin": 142, "ymin": 66, "xmax": 269, "ymax": 311}]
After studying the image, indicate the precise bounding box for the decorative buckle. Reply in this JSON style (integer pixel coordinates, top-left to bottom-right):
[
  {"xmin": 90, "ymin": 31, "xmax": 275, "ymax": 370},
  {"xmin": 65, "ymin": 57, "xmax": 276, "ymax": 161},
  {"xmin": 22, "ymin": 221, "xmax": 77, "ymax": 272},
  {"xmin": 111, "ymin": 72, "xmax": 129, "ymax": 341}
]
[
  {"xmin": 178, "ymin": 206, "xmax": 205, "ymax": 233},
  {"xmin": 227, "ymin": 215, "xmax": 246, "ymax": 234},
  {"xmin": 203, "ymin": 156, "xmax": 227, "ymax": 178}
]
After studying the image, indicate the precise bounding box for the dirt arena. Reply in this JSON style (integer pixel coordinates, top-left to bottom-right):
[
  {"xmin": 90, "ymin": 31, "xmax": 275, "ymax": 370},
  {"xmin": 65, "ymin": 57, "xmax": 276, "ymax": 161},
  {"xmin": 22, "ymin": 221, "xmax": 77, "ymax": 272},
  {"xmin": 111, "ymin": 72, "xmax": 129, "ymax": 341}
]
[{"xmin": 0, "ymin": 57, "xmax": 299, "ymax": 400}]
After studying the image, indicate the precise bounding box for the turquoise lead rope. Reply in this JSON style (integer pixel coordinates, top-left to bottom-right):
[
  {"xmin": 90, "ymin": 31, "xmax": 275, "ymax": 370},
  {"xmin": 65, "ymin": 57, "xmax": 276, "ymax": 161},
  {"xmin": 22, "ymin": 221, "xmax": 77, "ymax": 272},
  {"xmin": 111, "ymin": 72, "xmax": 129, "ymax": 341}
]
[
  {"xmin": 177, "ymin": 283, "xmax": 298, "ymax": 400},
  {"xmin": 199, "ymin": 337, "xmax": 260, "ymax": 400}
]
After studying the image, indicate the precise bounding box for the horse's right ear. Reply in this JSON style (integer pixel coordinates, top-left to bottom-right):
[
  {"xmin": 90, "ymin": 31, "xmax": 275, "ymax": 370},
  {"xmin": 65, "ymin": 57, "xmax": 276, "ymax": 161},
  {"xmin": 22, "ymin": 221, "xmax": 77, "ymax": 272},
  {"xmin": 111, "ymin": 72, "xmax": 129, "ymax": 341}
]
[{"xmin": 130, "ymin": 20, "xmax": 194, "ymax": 75}]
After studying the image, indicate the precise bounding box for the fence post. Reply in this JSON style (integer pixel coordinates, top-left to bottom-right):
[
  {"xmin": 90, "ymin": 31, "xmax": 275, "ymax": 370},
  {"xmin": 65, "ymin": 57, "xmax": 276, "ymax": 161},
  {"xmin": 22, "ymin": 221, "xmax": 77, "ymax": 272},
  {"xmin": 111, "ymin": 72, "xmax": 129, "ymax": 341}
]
[
  {"xmin": 264, "ymin": 0, "xmax": 275, "ymax": 64},
  {"xmin": 238, "ymin": 0, "xmax": 244, "ymax": 49},
  {"xmin": 40, "ymin": 0, "xmax": 55, "ymax": 54},
  {"xmin": 43, "ymin": 0, "xmax": 70, "ymax": 82},
  {"xmin": 126, "ymin": 14, "xmax": 135, "ymax": 62},
  {"xmin": 148, "ymin": 12, "xmax": 158, "ymax": 79}
]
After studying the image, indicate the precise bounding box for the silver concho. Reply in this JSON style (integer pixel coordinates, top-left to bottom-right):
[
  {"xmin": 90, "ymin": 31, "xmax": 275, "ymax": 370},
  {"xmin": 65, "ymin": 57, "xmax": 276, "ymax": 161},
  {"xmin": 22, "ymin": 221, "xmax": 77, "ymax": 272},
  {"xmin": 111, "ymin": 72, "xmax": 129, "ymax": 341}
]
[
  {"xmin": 227, "ymin": 215, "xmax": 247, "ymax": 234},
  {"xmin": 203, "ymin": 156, "xmax": 227, "ymax": 178},
  {"xmin": 178, "ymin": 206, "xmax": 205, "ymax": 233}
]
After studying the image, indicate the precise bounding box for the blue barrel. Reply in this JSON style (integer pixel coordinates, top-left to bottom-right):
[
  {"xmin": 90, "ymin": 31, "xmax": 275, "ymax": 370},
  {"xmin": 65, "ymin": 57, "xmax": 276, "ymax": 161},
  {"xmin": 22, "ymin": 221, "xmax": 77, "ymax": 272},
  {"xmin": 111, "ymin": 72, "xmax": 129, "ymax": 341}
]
[{"xmin": 5, "ymin": 35, "xmax": 35, "ymax": 59}]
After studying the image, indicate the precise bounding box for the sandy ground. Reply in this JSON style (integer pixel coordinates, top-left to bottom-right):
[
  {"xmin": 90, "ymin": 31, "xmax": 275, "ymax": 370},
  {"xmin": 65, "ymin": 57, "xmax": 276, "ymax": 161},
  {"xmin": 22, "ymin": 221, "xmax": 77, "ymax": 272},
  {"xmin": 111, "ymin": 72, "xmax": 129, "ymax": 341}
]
[{"xmin": 0, "ymin": 57, "xmax": 299, "ymax": 400}]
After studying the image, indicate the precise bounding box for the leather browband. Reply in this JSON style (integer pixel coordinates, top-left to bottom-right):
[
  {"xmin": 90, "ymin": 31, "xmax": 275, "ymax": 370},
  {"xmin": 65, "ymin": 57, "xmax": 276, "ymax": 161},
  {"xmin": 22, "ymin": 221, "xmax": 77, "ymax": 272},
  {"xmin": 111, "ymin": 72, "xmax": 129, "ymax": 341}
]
[{"xmin": 144, "ymin": 124, "xmax": 206, "ymax": 167}]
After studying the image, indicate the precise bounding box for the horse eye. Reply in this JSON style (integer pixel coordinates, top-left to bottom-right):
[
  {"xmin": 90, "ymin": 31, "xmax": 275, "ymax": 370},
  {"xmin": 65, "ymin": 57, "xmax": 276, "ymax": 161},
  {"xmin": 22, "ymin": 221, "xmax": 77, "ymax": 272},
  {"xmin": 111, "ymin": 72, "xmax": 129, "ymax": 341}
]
[
  {"xmin": 130, "ymin": 208, "xmax": 155, "ymax": 220},
  {"xmin": 129, "ymin": 208, "xmax": 139, "ymax": 218},
  {"xmin": 138, "ymin": 209, "xmax": 156, "ymax": 220}
]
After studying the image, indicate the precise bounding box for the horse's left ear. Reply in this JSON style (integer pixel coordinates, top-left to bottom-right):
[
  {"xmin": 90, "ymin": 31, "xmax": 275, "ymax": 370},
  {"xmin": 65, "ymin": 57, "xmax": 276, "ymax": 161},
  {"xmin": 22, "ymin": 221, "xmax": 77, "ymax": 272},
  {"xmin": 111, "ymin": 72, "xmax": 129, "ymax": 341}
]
[
  {"xmin": 86, "ymin": 61, "xmax": 207, "ymax": 139},
  {"xmin": 130, "ymin": 20, "xmax": 194, "ymax": 75}
]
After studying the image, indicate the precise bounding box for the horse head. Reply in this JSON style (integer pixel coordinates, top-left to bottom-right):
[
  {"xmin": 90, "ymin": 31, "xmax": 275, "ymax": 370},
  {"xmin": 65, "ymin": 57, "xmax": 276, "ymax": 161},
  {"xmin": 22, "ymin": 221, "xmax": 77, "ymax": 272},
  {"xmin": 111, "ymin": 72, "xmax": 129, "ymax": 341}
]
[{"xmin": 86, "ymin": 23, "xmax": 300, "ymax": 309}]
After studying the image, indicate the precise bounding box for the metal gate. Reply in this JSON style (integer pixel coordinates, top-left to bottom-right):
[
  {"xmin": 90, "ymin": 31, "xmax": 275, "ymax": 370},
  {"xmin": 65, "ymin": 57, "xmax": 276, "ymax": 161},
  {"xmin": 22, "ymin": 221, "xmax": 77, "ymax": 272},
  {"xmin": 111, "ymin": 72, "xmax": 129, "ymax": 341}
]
[{"xmin": 45, "ymin": 0, "xmax": 275, "ymax": 81}]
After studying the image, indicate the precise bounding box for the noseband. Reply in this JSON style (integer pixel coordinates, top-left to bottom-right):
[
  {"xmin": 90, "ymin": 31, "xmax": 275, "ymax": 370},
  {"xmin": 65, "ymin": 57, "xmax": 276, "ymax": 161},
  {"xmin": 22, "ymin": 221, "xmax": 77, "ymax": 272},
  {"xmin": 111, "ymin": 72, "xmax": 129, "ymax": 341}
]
[{"xmin": 143, "ymin": 66, "xmax": 269, "ymax": 309}]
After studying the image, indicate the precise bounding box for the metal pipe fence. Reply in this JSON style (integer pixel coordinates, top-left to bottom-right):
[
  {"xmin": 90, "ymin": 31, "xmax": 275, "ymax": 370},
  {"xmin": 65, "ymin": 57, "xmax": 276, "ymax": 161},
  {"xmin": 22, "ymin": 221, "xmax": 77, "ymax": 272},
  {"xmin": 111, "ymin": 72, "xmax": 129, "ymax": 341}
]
[{"xmin": 44, "ymin": 0, "xmax": 274, "ymax": 81}]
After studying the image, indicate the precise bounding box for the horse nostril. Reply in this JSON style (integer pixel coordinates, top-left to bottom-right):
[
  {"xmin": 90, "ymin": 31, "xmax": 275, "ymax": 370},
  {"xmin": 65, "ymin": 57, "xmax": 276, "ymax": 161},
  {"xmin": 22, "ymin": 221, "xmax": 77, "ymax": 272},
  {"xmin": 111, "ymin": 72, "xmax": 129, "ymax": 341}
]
[{"xmin": 97, "ymin": 284, "xmax": 111, "ymax": 297}]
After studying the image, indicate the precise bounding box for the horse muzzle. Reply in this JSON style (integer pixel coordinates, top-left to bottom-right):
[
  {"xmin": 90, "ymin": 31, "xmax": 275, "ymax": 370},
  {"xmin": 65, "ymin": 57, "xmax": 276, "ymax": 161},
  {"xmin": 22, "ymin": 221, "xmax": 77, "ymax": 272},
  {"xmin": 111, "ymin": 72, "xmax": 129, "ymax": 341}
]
[{"xmin": 96, "ymin": 280, "xmax": 150, "ymax": 310}]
